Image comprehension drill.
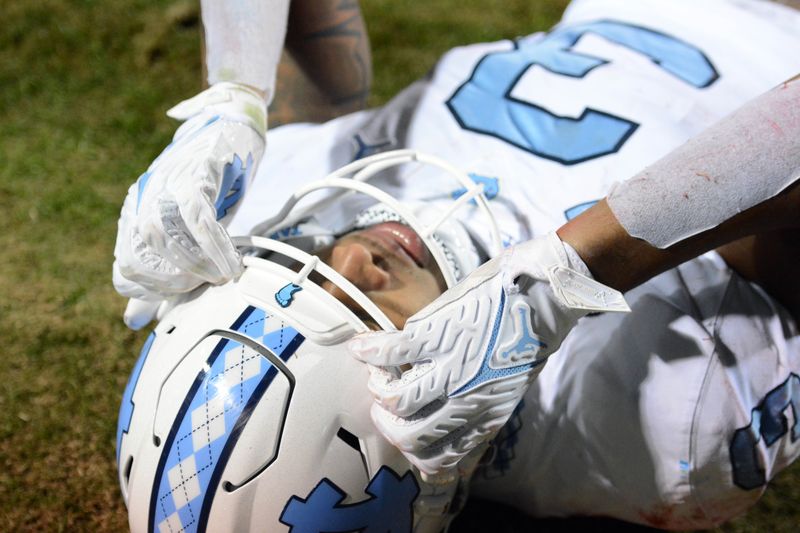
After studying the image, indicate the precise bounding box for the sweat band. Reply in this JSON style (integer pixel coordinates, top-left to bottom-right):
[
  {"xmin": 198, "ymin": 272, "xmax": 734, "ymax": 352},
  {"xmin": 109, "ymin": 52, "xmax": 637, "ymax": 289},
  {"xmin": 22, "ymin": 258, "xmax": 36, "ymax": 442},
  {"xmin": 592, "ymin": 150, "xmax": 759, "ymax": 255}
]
[{"xmin": 201, "ymin": 0, "xmax": 290, "ymax": 100}]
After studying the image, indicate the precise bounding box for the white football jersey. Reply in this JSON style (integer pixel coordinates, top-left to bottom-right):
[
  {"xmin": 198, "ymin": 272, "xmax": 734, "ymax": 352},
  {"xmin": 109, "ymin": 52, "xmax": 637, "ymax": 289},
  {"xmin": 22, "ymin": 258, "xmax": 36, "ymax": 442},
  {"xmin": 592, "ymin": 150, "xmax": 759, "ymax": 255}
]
[
  {"xmin": 469, "ymin": 251, "xmax": 800, "ymax": 528},
  {"xmin": 232, "ymin": 0, "xmax": 800, "ymax": 254}
]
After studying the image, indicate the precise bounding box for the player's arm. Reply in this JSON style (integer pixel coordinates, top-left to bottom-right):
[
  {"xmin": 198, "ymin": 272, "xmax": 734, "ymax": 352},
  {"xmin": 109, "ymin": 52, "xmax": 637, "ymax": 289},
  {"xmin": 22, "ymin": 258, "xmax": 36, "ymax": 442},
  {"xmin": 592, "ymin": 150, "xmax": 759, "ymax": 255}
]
[
  {"xmin": 349, "ymin": 74, "xmax": 800, "ymax": 477},
  {"xmin": 201, "ymin": 0, "xmax": 289, "ymax": 98},
  {"xmin": 558, "ymin": 186, "xmax": 800, "ymax": 322},
  {"xmin": 559, "ymin": 74, "xmax": 800, "ymax": 299},
  {"xmin": 558, "ymin": 185, "xmax": 800, "ymax": 292},
  {"xmin": 717, "ymin": 225, "xmax": 800, "ymax": 322},
  {"xmin": 270, "ymin": 0, "xmax": 372, "ymax": 125},
  {"xmin": 114, "ymin": 1, "xmax": 290, "ymax": 325}
]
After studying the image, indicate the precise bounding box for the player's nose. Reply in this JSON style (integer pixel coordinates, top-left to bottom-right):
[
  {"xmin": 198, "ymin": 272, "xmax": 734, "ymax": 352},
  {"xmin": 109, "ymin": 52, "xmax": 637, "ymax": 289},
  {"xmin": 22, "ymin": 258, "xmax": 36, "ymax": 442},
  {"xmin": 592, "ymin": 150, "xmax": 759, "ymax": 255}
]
[{"xmin": 328, "ymin": 241, "xmax": 391, "ymax": 293}]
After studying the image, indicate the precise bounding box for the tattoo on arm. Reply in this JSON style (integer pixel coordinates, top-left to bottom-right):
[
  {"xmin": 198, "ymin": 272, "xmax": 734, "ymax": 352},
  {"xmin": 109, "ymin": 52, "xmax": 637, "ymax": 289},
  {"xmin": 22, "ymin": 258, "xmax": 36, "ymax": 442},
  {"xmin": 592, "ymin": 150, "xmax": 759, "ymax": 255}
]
[
  {"xmin": 296, "ymin": 0, "xmax": 371, "ymax": 107},
  {"xmin": 270, "ymin": 0, "xmax": 372, "ymax": 124}
]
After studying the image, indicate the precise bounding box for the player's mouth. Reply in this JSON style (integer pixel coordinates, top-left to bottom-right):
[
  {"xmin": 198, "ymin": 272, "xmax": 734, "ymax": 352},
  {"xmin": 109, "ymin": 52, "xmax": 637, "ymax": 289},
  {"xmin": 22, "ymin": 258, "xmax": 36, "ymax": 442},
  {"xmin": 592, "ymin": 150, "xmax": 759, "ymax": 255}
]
[{"xmin": 357, "ymin": 222, "xmax": 430, "ymax": 268}]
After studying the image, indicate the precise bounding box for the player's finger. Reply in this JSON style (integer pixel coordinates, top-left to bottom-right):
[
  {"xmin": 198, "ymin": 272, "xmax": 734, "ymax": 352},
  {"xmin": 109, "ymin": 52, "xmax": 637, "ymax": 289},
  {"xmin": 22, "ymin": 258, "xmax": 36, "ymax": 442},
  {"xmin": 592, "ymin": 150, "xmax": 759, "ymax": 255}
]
[
  {"xmin": 123, "ymin": 297, "xmax": 162, "ymax": 331},
  {"xmin": 152, "ymin": 196, "xmax": 219, "ymax": 281},
  {"xmin": 400, "ymin": 404, "xmax": 499, "ymax": 474},
  {"xmin": 365, "ymin": 360, "xmax": 442, "ymax": 417},
  {"xmin": 370, "ymin": 396, "xmax": 474, "ymax": 455},
  {"xmin": 418, "ymin": 423, "xmax": 492, "ymax": 474},
  {"xmin": 150, "ymin": 190, "xmax": 236, "ymax": 286},
  {"xmin": 347, "ymin": 331, "xmax": 424, "ymax": 366},
  {"xmin": 112, "ymin": 260, "xmax": 152, "ymax": 300},
  {"xmin": 168, "ymin": 204, "xmax": 238, "ymax": 284},
  {"xmin": 117, "ymin": 210, "xmax": 205, "ymax": 296},
  {"xmin": 189, "ymin": 199, "xmax": 243, "ymax": 281},
  {"xmin": 369, "ymin": 402, "xmax": 471, "ymax": 476},
  {"xmin": 127, "ymin": 204, "xmax": 209, "ymax": 296},
  {"xmin": 171, "ymin": 154, "xmax": 243, "ymax": 283}
]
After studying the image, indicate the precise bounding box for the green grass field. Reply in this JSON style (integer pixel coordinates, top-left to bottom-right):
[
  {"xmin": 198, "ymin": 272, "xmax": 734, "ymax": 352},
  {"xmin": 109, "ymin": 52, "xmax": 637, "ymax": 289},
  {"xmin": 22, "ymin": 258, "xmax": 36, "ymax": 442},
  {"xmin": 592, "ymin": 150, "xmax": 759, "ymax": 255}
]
[{"xmin": 1, "ymin": 0, "xmax": 798, "ymax": 531}]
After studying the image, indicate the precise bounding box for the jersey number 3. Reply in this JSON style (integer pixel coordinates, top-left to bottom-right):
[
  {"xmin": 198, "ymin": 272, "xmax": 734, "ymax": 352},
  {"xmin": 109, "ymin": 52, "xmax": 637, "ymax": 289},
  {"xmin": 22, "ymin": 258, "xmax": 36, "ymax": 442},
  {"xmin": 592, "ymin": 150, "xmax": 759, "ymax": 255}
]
[{"xmin": 447, "ymin": 20, "xmax": 717, "ymax": 165}]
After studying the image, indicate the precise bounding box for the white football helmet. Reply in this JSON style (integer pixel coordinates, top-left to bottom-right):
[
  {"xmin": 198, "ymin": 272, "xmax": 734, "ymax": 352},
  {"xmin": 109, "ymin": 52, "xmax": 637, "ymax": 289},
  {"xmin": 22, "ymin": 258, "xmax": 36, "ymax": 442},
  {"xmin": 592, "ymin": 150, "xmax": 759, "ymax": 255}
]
[{"xmin": 116, "ymin": 150, "xmax": 502, "ymax": 532}]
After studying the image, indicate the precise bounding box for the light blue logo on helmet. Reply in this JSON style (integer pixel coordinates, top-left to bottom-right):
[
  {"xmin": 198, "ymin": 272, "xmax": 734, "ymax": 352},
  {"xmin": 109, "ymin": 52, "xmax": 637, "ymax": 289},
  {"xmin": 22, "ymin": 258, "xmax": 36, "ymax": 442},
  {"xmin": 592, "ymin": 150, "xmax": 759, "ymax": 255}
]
[
  {"xmin": 275, "ymin": 283, "xmax": 303, "ymax": 308},
  {"xmin": 117, "ymin": 331, "xmax": 156, "ymax": 465},
  {"xmin": 280, "ymin": 466, "xmax": 420, "ymax": 533}
]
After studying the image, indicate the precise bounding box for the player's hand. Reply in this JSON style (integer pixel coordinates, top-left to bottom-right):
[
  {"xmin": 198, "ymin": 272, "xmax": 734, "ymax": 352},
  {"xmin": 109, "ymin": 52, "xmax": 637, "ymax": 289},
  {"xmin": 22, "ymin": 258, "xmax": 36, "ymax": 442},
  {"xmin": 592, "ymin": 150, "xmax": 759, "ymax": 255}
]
[
  {"xmin": 113, "ymin": 82, "xmax": 266, "ymax": 301},
  {"xmin": 348, "ymin": 232, "xmax": 630, "ymax": 478}
]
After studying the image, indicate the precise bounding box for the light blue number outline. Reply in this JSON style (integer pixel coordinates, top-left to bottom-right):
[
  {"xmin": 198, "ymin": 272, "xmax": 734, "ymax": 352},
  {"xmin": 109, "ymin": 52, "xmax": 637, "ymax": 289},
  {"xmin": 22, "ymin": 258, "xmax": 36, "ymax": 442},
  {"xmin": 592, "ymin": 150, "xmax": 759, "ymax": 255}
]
[{"xmin": 446, "ymin": 19, "xmax": 718, "ymax": 165}]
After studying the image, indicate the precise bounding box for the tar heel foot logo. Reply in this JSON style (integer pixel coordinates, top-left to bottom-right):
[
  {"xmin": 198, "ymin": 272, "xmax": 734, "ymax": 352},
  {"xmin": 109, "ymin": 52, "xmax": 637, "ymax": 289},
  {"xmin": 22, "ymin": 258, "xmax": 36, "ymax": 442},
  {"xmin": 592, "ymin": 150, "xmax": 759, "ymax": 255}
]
[
  {"xmin": 275, "ymin": 283, "xmax": 303, "ymax": 308},
  {"xmin": 280, "ymin": 466, "xmax": 420, "ymax": 533}
]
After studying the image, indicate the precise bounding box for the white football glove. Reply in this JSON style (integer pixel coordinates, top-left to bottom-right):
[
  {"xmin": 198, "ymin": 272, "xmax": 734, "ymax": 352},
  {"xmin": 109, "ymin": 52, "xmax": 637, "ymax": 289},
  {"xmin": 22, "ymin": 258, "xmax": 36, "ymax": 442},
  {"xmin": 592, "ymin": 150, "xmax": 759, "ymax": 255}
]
[
  {"xmin": 348, "ymin": 232, "xmax": 630, "ymax": 478},
  {"xmin": 113, "ymin": 82, "xmax": 266, "ymax": 303}
]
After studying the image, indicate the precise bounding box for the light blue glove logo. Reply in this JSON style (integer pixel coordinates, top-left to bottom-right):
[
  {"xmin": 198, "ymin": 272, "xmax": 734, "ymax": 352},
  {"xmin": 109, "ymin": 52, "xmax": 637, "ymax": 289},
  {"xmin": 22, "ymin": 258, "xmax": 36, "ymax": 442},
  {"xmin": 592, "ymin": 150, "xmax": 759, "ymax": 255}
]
[
  {"xmin": 499, "ymin": 305, "xmax": 546, "ymax": 360},
  {"xmin": 451, "ymin": 291, "xmax": 546, "ymax": 397},
  {"xmin": 215, "ymin": 153, "xmax": 253, "ymax": 220},
  {"xmin": 448, "ymin": 20, "xmax": 717, "ymax": 164}
]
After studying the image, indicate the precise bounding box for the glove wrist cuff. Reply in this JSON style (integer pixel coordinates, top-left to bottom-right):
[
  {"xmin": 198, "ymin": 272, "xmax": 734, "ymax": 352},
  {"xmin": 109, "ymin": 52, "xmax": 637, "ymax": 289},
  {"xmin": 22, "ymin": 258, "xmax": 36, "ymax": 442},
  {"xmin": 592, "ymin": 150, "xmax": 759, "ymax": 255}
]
[
  {"xmin": 506, "ymin": 232, "xmax": 572, "ymax": 279},
  {"xmin": 167, "ymin": 82, "xmax": 268, "ymax": 137},
  {"xmin": 510, "ymin": 233, "xmax": 629, "ymax": 313}
]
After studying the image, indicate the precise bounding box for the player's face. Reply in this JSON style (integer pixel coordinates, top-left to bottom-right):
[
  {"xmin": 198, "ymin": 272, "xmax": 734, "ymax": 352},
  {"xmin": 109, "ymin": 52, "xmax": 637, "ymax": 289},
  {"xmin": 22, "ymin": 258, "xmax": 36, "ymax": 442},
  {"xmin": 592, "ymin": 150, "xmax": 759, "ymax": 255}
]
[{"xmin": 316, "ymin": 222, "xmax": 447, "ymax": 328}]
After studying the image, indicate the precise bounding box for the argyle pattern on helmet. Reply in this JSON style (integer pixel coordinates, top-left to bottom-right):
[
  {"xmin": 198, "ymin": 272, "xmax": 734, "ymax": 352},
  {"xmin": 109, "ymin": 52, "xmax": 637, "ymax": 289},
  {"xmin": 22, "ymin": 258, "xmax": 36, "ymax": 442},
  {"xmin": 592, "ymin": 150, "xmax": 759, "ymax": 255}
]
[{"xmin": 152, "ymin": 306, "xmax": 302, "ymax": 533}]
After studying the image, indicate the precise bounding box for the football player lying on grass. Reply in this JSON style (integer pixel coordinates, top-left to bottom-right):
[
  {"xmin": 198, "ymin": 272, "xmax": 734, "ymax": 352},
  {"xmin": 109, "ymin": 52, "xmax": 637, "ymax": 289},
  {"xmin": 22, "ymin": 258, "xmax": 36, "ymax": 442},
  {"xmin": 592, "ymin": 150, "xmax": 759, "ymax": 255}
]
[{"xmin": 113, "ymin": 0, "xmax": 800, "ymax": 530}]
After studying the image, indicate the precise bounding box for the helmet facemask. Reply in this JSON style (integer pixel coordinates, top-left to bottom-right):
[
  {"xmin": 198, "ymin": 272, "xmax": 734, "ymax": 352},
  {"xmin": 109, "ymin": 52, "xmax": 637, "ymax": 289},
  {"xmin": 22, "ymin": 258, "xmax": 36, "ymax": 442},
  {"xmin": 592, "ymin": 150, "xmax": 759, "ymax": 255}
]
[{"xmin": 245, "ymin": 149, "xmax": 503, "ymax": 333}]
